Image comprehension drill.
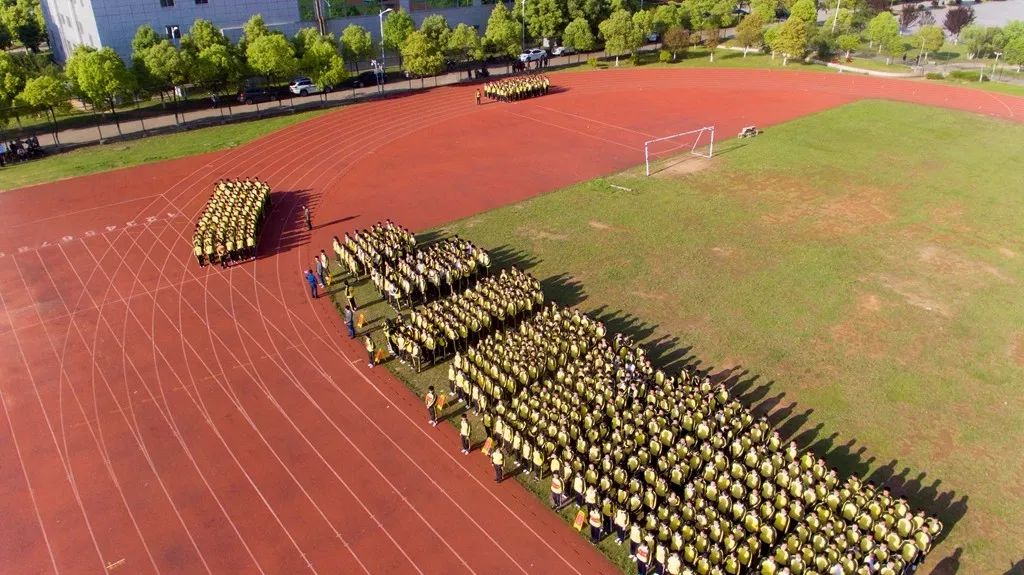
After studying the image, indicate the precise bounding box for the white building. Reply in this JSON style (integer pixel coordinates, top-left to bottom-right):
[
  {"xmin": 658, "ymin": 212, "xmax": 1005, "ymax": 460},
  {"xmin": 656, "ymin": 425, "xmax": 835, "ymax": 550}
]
[{"xmin": 41, "ymin": 0, "xmax": 498, "ymax": 65}]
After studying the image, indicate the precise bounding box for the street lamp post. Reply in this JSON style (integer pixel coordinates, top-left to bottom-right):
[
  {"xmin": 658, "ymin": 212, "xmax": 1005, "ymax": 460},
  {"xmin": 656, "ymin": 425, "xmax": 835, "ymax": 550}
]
[
  {"xmin": 830, "ymin": 0, "xmax": 842, "ymax": 34},
  {"xmin": 378, "ymin": 7, "xmax": 393, "ymax": 90},
  {"xmin": 521, "ymin": 0, "xmax": 526, "ymax": 51},
  {"xmin": 992, "ymin": 51, "xmax": 1002, "ymax": 81}
]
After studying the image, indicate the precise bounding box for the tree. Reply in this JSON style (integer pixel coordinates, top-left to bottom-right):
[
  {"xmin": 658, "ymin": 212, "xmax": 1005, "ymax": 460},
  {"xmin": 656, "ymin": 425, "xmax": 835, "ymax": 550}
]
[
  {"xmin": 246, "ymin": 33, "xmax": 298, "ymax": 83},
  {"xmin": 484, "ymin": 4, "xmax": 521, "ymax": 59},
  {"xmin": 239, "ymin": 14, "xmax": 271, "ymax": 53},
  {"xmin": 662, "ymin": 25, "xmax": 690, "ymax": 60},
  {"xmin": 562, "ymin": 17, "xmax": 596, "ymax": 58},
  {"xmin": 751, "ymin": 0, "xmax": 780, "ymax": 22},
  {"xmin": 341, "ymin": 24, "xmax": 374, "ymax": 71},
  {"xmin": 914, "ymin": 25, "xmax": 944, "ymax": 62},
  {"xmin": 960, "ymin": 25, "xmax": 994, "ymax": 59},
  {"xmin": 774, "ymin": 15, "xmax": 809, "ymax": 65},
  {"xmin": 898, "ymin": 5, "xmax": 922, "ymax": 33},
  {"xmin": 0, "ymin": 22, "xmax": 11, "ymax": 51},
  {"xmin": 419, "ymin": 14, "xmax": 452, "ymax": 47},
  {"xmin": 994, "ymin": 21, "xmax": 1024, "ymax": 51},
  {"xmin": 401, "ymin": 30, "xmax": 444, "ymax": 84},
  {"xmin": 142, "ymin": 40, "xmax": 191, "ymax": 96},
  {"xmin": 2, "ymin": 0, "xmax": 43, "ymax": 52},
  {"xmin": 684, "ymin": 0, "xmax": 739, "ymax": 31},
  {"xmin": 194, "ymin": 43, "xmax": 244, "ymax": 94},
  {"xmin": 18, "ymin": 74, "xmax": 69, "ymax": 140},
  {"xmin": 631, "ymin": 10, "xmax": 654, "ymax": 54},
  {"xmin": 837, "ymin": 33, "xmax": 860, "ymax": 58},
  {"xmin": 526, "ymin": 0, "xmax": 567, "ymax": 42},
  {"xmin": 0, "ymin": 50, "xmax": 27, "ymax": 116},
  {"xmin": 567, "ymin": 0, "xmax": 610, "ymax": 33},
  {"xmin": 764, "ymin": 25, "xmax": 780, "ymax": 57},
  {"xmin": 446, "ymin": 23, "xmax": 483, "ymax": 75},
  {"xmin": 131, "ymin": 24, "xmax": 162, "ymax": 59},
  {"xmin": 790, "ymin": 0, "xmax": 817, "ymax": 24},
  {"xmin": 866, "ymin": 12, "xmax": 898, "ymax": 52},
  {"xmin": 185, "ymin": 18, "xmax": 231, "ymax": 53},
  {"xmin": 383, "ymin": 9, "xmax": 416, "ymax": 64},
  {"xmin": 736, "ymin": 13, "xmax": 767, "ymax": 56},
  {"xmin": 652, "ymin": 4, "xmax": 684, "ymax": 35},
  {"xmin": 66, "ymin": 47, "xmax": 133, "ymax": 135},
  {"xmin": 1004, "ymin": 35, "xmax": 1024, "ymax": 72},
  {"xmin": 598, "ymin": 9, "xmax": 633, "ymax": 65},
  {"xmin": 301, "ymin": 35, "xmax": 347, "ymax": 93},
  {"xmin": 824, "ymin": 7, "xmax": 854, "ymax": 34},
  {"xmin": 883, "ymin": 33, "xmax": 907, "ymax": 64},
  {"xmin": 292, "ymin": 27, "xmax": 322, "ymax": 60}
]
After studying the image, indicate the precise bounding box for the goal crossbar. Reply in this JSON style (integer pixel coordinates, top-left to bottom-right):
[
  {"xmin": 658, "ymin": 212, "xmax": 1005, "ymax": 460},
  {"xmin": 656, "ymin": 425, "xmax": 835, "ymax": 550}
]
[{"xmin": 643, "ymin": 126, "xmax": 715, "ymax": 176}]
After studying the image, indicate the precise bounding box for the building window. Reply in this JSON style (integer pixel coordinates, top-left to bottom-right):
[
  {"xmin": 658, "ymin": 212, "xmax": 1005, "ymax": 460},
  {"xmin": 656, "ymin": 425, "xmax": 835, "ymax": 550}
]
[
  {"xmin": 195, "ymin": 0, "xmax": 208, "ymax": 3},
  {"xmin": 165, "ymin": 25, "xmax": 181, "ymax": 39},
  {"xmin": 160, "ymin": 0, "xmax": 174, "ymax": 7}
]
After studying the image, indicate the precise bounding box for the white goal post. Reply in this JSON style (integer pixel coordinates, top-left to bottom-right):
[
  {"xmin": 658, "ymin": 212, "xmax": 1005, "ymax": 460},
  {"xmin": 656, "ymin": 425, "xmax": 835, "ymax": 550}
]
[{"xmin": 643, "ymin": 126, "xmax": 715, "ymax": 176}]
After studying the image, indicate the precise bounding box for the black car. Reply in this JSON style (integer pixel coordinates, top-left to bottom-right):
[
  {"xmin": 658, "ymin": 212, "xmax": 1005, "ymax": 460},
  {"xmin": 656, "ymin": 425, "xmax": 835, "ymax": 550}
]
[
  {"xmin": 237, "ymin": 87, "xmax": 277, "ymax": 105},
  {"xmin": 341, "ymin": 71, "xmax": 381, "ymax": 88}
]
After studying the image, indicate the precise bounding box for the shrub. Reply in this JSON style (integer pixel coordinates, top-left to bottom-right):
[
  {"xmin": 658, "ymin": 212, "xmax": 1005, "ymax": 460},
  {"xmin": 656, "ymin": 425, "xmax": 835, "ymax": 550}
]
[
  {"xmin": 587, "ymin": 57, "xmax": 599, "ymax": 68},
  {"xmin": 659, "ymin": 49, "xmax": 672, "ymax": 63},
  {"xmin": 949, "ymin": 69, "xmax": 987, "ymax": 81},
  {"xmin": 925, "ymin": 71, "xmax": 944, "ymax": 79},
  {"xmin": 630, "ymin": 53, "xmax": 642, "ymax": 66}
]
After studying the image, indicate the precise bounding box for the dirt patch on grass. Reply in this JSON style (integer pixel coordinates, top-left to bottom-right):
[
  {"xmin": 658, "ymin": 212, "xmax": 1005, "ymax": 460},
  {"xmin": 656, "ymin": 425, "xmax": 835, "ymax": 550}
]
[
  {"xmin": 516, "ymin": 226, "xmax": 568, "ymax": 242},
  {"xmin": 632, "ymin": 289, "xmax": 669, "ymax": 302},
  {"xmin": 652, "ymin": 156, "xmax": 714, "ymax": 179},
  {"xmin": 1009, "ymin": 333, "xmax": 1024, "ymax": 367},
  {"xmin": 753, "ymin": 177, "xmax": 894, "ymax": 238},
  {"xmin": 588, "ymin": 220, "xmax": 618, "ymax": 231},
  {"xmin": 918, "ymin": 245, "xmax": 1011, "ymax": 283},
  {"xmin": 876, "ymin": 273, "xmax": 951, "ymax": 317},
  {"xmin": 711, "ymin": 246, "xmax": 737, "ymax": 258},
  {"xmin": 998, "ymin": 247, "xmax": 1017, "ymax": 259}
]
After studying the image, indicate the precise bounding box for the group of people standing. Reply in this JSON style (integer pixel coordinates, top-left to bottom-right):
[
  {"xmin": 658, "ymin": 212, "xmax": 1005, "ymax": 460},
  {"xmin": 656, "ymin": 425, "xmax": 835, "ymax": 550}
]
[
  {"xmin": 193, "ymin": 178, "xmax": 270, "ymax": 268},
  {"xmin": 481, "ymin": 74, "xmax": 551, "ymax": 103}
]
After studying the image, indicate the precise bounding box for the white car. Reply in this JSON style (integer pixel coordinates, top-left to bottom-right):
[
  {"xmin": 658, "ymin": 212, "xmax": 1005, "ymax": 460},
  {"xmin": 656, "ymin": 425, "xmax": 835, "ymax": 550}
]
[
  {"xmin": 288, "ymin": 77, "xmax": 328, "ymax": 96},
  {"xmin": 552, "ymin": 46, "xmax": 576, "ymax": 56},
  {"xmin": 519, "ymin": 48, "xmax": 547, "ymax": 62}
]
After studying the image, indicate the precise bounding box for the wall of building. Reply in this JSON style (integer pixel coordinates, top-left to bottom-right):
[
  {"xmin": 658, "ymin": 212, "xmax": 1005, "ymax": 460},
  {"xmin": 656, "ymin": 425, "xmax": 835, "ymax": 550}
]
[{"xmin": 42, "ymin": 0, "xmax": 104, "ymax": 62}]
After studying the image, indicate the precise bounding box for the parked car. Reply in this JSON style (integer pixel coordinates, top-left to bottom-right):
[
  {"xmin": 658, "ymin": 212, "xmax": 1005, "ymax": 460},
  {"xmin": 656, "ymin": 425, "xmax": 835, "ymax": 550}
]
[
  {"xmin": 519, "ymin": 48, "xmax": 547, "ymax": 62},
  {"xmin": 646, "ymin": 32, "xmax": 661, "ymax": 43},
  {"xmin": 552, "ymin": 45, "xmax": 576, "ymax": 56},
  {"xmin": 344, "ymin": 70, "xmax": 381, "ymax": 88},
  {"xmin": 288, "ymin": 77, "xmax": 329, "ymax": 96},
  {"xmin": 237, "ymin": 87, "xmax": 277, "ymax": 105}
]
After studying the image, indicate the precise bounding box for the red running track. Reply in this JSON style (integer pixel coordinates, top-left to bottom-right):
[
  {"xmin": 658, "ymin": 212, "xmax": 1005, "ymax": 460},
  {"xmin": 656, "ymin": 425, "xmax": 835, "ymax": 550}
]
[{"xmin": 0, "ymin": 69, "xmax": 1020, "ymax": 574}]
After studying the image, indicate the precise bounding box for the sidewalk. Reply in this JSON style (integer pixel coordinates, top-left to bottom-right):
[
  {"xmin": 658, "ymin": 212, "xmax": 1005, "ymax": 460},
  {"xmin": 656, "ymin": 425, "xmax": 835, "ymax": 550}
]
[{"xmin": 28, "ymin": 56, "xmax": 584, "ymax": 152}]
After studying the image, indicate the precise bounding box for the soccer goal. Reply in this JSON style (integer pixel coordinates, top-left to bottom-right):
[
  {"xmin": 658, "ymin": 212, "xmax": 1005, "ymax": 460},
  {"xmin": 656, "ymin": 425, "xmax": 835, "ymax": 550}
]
[{"xmin": 643, "ymin": 126, "xmax": 715, "ymax": 176}]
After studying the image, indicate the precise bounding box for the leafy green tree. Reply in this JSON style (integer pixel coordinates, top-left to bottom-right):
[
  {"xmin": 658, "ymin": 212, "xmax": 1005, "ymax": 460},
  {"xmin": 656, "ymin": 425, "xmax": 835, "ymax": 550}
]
[
  {"xmin": 525, "ymin": 0, "xmax": 567, "ymax": 41},
  {"xmin": 662, "ymin": 25, "xmax": 690, "ymax": 60},
  {"xmin": 292, "ymin": 27, "xmax": 322, "ymax": 60},
  {"xmin": 599, "ymin": 10, "xmax": 633, "ymax": 65},
  {"xmin": 18, "ymin": 74, "xmax": 69, "ymax": 138},
  {"xmin": 763, "ymin": 25, "xmax": 780, "ymax": 57},
  {"xmin": 184, "ymin": 18, "xmax": 231, "ymax": 53},
  {"xmin": 484, "ymin": 3, "xmax": 521, "ymax": 58},
  {"xmin": 684, "ymin": 0, "xmax": 738, "ymax": 31},
  {"xmin": 0, "ymin": 50, "xmax": 27, "ymax": 118},
  {"xmin": 703, "ymin": 27, "xmax": 721, "ymax": 61},
  {"xmin": 825, "ymin": 7, "xmax": 854, "ymax": 34},
  {"xmin": 774, "ymin": 15, "xmax": 809, "ymax": 64},
  {"xmin": 735, "ymin": 13, "xmax": 767, "ymax": 56},
  {"xmin": 143, "ymin": 40, "xmax": 190, "ymax": 89},
  {"xmin": 401, "ymin": 30, "xmax": 444, "ymax": 83},
  {"xmin": 246, "ymin": 33, "xmax": 298, "ymax": 83},
  {"xmin": 562, "ymin": 16, "xmax": 596, "ymax": 58},
  {"xmin": 567, "ymin": 0, "xmax": 609, "ymax": 33},
  {"xmin": 130, "ymin": 24, "xmax": 162, "ymax": 94},
  {"xmin": 131, "ymin": 24, "xmax": 161, "ymax": 58},
  {"xmin": 239, "ymin": 14, "xmax": 271, "ymax": 53},
  {"xmin": 789, "ymin": 0, "xmax": 817, "ymax": 24},
  {"xmin": 959, "ymin": 24, "xmax": 994, "ymax": 59},
  {"xmin": 419, "ymin": 14, "xmax": 452, "ymax": 47},
  {"xmin": 994, "ymin": 20, "xmax": 1024, "ymax": 49},
  {"xmin": 194, "ymin": 43, "xmax": 244, "ymax": 93},
  {"xmin": 341, "ymin": 24, "xmax": 374, "ymax": 71},
  {"xmin": 0, "ymin": 21, "xmax": 12, "ymax": 51},
  {"xmin": 751, "ymin": 0, "xmax": 780, "ymax": 22},
  {"xmin": 383, "ymin": 9, "xmax": 416, "ymax": 65},
  {"xmin": 884, "ymin": 33, "xmax": 907, "ymax": 64},
  {"xmin": 1004, "ymin": 34, "xmax": 1024, "ymax": 71},
  {"xmin": 914, "ymin": 25, "xmax": 944, "ymax": 62},
  {"xmin": 446, "ymin": 23, "xmax": 483, "ymax": 74},
  {"xmin": 837, "ymin": 33, "xmax": 860, "ymax": 58},
  {"xmin": 66, "ymin": 47, "xmax": 133, "ymax": 134},
  {"xmin": 631, "ymin": 10, "xmax": 654, "ymax": 53},
  {"xmin": 866, "ymin": 11, "xmax": 898, "ymax": 53},
  {"xmin": 2, "ymin": 0, "xmax": 43, "ymax": 51},
  {"xmin": 301, "ymin": 35, "xmax": 347, "ymax": 92}
]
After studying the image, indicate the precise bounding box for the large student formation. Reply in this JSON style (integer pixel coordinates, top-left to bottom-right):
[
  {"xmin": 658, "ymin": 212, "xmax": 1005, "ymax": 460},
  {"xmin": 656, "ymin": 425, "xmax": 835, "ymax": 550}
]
[
  {"xmin": 316, "ymin": 219, "xmax": 941, "ymax": 575},
  {"xmin": 191, "ymin": 178, "xmax": 271, "ymax": 267}
]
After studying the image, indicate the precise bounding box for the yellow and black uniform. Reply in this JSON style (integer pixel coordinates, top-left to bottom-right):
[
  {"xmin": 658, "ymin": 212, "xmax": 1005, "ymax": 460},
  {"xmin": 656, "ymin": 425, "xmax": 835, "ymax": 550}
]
[{"xmin": 459, "ymin": 415, "xmax": 472, "ymax": 453}]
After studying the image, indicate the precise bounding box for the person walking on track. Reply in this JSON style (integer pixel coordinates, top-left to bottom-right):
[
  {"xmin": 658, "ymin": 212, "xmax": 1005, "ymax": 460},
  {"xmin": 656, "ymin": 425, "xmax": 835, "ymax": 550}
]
[
  {"xmin": 344, "ymin": 305, "xmax": 356, "ymax": 338},
  {"xmin": 425, "ymin": 386, "xmax": 438, "ymax": 427},
  {"xmin": 459, "ymin": 414, "xmax": 471, "ymax": 454},
  {"xmin": 304, "ymin": 269, "xmax": 318, "ymax": 299},
  {"xmin": 475, "ymin": 89, "xmax": 481, "ymax": 105},
  {"xmin": 364, "ymin": 335, "xmax": 376, "ymax": 368},
  {"xmin": 302, "ymin": 205, "xmax": 312, "ymax": 231},
  {"xmin": 491, "ymin": 445, "xmax": 504, "ymax": 482}
]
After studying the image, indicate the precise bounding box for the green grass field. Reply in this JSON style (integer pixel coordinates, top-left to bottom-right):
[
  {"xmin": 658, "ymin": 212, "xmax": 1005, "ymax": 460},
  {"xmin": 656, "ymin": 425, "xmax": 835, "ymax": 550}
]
[
  {"xmin": 0, "ymin": 109, "xmax": 330, "ymax": 191},
  {"xmin": 339, "ymin": 100, "xmax": 1024, "ymax": 574}
]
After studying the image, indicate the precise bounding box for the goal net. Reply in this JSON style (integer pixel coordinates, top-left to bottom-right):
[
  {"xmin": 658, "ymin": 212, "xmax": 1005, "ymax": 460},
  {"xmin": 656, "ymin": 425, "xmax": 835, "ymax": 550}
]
[{"xmin": 643, "ymin": 126, "xmax": 715, "ymax": 176}]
